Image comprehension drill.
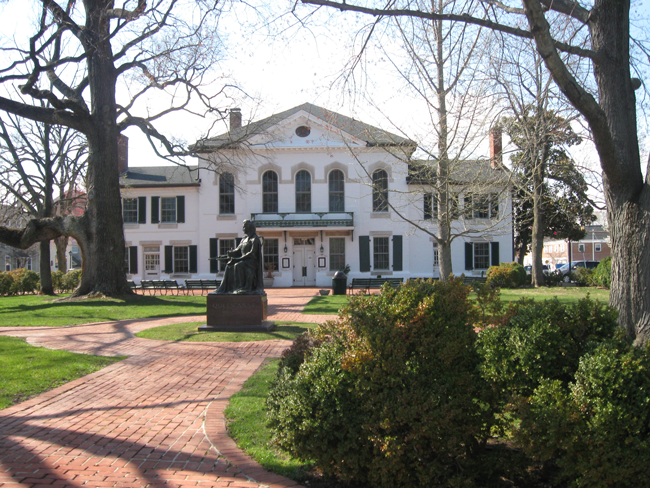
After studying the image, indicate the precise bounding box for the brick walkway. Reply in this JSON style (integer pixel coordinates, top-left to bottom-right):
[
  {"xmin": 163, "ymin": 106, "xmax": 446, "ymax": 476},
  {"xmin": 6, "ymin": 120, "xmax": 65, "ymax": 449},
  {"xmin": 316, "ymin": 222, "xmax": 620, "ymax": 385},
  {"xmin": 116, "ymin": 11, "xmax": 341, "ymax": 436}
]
[{"xmin": 0, "ymin": 288, "xmax": 337, "ymax": 488}]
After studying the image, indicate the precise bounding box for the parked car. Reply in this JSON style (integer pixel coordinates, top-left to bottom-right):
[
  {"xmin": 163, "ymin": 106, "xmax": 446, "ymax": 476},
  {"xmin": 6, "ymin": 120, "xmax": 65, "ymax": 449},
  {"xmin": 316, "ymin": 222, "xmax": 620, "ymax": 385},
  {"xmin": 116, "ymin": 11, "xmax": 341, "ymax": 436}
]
[
  {"xmin": 524, "ymin": 264, "xmax": 552, "ymax": 275},
  {"xmin": 556, "ymin": 261, "xmax": 600, "ymax": 282}
]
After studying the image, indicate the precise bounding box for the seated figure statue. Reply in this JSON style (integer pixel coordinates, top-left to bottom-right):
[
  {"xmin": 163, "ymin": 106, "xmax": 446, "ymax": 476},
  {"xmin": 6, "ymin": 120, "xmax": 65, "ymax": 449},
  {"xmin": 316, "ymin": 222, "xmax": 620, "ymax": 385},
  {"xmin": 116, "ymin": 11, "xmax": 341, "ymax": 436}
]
[{"xmin": 212, "ymin": 220, "xmax": 265, "ymax": 295}]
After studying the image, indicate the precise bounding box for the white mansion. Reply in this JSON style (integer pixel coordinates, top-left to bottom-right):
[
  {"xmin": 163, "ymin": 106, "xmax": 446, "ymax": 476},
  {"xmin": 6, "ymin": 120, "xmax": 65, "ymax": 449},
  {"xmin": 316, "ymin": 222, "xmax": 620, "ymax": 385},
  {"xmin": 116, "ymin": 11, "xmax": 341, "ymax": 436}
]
[{"xmin": 119, "ymin": 103, "xmax": 513, "ymax": 287}]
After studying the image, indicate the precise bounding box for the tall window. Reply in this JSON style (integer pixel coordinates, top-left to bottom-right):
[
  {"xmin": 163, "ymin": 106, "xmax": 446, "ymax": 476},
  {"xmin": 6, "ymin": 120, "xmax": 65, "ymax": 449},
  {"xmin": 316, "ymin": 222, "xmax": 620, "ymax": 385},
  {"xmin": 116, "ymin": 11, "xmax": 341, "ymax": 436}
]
[
  {"xmin": 161, "ymin": 197, "xmax": 177, "ymax": 223},
  {"xmin": 123, "ymin": 198, "xmax": 138, "ymax": 223},
  {"xmin": 474, "ymin": 242, "xmax": 490, "ymax": 270},
  {"xmin": 424, "ymin": 193, "xmax": 438, "ymax": 220},
  {"xmin": 329, "ymin": 237, "xmax": 346, "ymax": 271},
  {"xmin": 220, "ymin": 172, "xmax": 235, "ymax": 214},
  {"xmin": 262, "ymin": 171, "xmax": 278, "ymax": 213},
  {"xmin": 578, "ymin": 243, "xmax": 585, "ymax": 252},
  {"xmin": 5, "ymin": 256, "xmax": 11, "ymax": 271},
  {"xmin": 219, "ymin": 239, "xmax": 235, "ymax": 272},
  {"xmin": 473, "ymin": 195, "xmax": 490, "ymax": 219},
  {"xmin": 373, "ymin": 237, "xmax": 390, "ymax": 270},
  {"xmin": 263, "ymin": 238, "xmax": 279, "ymax": 273},
  {"xmin": 173, "ymin": 246, "xmax": 189, "ymax": 273},
  {"xmin": 372, "ymin": 169, "xmax": 388, "ymax": 212},
  {"xmin": 328, "ymin": 170, "xmax": 345, "ymax": 212},
  {"xmin": 295, "ymin": 170, "xmax": 311, "ymax": 213},
  {"xmin": 433, "ymin": 242, "xmax": 439, "ymax": 268}
]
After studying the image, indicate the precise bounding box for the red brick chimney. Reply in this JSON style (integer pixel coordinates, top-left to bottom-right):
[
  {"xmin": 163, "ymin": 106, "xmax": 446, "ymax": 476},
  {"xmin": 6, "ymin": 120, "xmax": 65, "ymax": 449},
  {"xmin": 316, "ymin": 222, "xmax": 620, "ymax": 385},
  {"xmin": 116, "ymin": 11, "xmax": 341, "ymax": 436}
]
[
  {"xmin": 229, "ymin": 108, "xmax": 242, "ymax": 131},
  {"xmin": 489, "ymin": 126, "xmax": 502, "ymax": 169},
  {"xmin": 118, "ymin": 134, "xmax": 128, "ymax": 174}
]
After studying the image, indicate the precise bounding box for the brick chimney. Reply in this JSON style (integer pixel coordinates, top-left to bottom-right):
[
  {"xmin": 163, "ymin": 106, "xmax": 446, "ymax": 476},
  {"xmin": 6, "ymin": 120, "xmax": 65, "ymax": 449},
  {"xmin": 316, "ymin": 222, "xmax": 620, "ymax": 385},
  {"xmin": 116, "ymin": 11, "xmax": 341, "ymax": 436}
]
[
  {"xmin": 489, "ymin": 126, "xmax": 502, "ymax": 168},
  {"xmin": 118, "ymin": 134, "xmax": 128, "ymax": 174},
  {"xmin": 229, "ymin": 108, "xmax": 242, "ymax": 131}
]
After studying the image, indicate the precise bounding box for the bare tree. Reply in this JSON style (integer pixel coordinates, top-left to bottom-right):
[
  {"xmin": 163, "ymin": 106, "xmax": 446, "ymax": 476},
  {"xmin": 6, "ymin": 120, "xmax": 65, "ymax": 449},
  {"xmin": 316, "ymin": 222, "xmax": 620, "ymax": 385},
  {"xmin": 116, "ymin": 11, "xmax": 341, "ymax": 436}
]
[
  {"xmin": 300, "ymin": 0, "xmax": 650, "ymax": 344},
  {"xmin": 0, "ymin": 0, "xmax": 233, "ymax": 297},
  {"xmin": 0, "ymin": 111, "xmax": 86, "ymax": 293}
]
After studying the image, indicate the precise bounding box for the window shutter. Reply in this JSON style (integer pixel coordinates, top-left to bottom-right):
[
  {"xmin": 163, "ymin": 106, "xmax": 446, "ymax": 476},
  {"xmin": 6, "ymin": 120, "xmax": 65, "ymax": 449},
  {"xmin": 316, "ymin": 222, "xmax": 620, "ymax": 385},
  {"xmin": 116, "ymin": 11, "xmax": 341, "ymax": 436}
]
[
  {"xmin": 359, "ymin": 236, "xmax": 370, "ymax": 272},
  {"xmin": 164, "ymin": 245, "xmax": 173, "ymax": 273},
  {"xmin": 151, "ymin": 196, "xmax": 160, "ymax": 223},
  {"xmin": 138, "ymin": 197, "xmax": 146, "ymax": 224},
  {"xmin": 129, "ymin": 246, "xmax": 138, "ymax": 274},
  {"xmin": 189, "ymin": 245, "xmax": 197, "ymax": 273},
  {"xmin": 176, "ymin": 196, "xmax": 185, "ymax": 223},
  {"xmin": 392, "ymin": 235, "xmax": 403, "ymax": 271},
  {"xmin": 465, "ymin": 242, "xmax": 474, "ymax": 270},
  {"xmin": 209, "ymin": 238, "xmax": 219, "ymax": 273},
  {"xmin": 491, "ymin": 242, "xmax": 500, "ymax": 267}
]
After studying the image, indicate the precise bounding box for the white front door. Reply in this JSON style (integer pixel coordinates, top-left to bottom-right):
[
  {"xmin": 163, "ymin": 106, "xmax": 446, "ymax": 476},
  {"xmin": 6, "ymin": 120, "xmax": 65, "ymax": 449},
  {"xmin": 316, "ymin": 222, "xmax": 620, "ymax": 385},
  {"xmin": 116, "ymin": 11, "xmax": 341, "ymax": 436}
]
[
  {"xmin": 144, "ymin": 253, "xmax": 160, "ymax": 279},
  {"xmin": 293, "ymin": 238, "xmax": 316, "ymax": 286}
]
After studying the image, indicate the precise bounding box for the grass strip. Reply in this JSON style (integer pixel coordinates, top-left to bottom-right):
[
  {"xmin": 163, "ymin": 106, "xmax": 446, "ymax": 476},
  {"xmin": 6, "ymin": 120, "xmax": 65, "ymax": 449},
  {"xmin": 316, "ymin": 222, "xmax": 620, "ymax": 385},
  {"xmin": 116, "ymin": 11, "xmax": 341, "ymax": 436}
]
[
  {"xmin": 0, "ymin": 336, "xmax": 123, "ymax": 410},
  {"xmin": 0, "ymin": 294, "xmax": 207, "ymax": 327},
  {"xmin": 301, "ymin": 294, "xmax": 350, "ymax": 315},
  {"xmin": 135, "ymin": 321, "xmax": 316, "ymax": 342},
  {"xmin": 225, "ymin": 359, "xmax": 311, "ymax": 481}
]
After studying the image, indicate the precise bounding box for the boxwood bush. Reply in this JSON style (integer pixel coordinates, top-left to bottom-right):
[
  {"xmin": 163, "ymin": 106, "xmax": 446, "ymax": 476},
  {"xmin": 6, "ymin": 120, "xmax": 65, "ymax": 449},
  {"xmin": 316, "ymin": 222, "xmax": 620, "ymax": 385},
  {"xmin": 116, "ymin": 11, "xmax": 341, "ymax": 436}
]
[
  {"xmin": 0, "ymin": 269, "xmax": 40, "ymax": 295},
  {"xmin": 267, "ymin": 278, "xmax": 494, "ymax": 488},
  {"xmin": 515, "ymin": 339, "xmax": 650, "ymax": 487},
  {"xmin": 590, "ymin": 256, "xmax": 612, "ymax": 289},
  {"xmin": 486, "ymin": 262, "xmax": 527, "ymax": 288}
]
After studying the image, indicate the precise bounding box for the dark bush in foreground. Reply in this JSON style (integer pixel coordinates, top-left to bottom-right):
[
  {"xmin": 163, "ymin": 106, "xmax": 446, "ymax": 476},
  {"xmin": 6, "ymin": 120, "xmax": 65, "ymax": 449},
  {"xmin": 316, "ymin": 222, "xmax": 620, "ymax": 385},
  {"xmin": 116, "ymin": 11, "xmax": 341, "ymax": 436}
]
[
  {"xmin": 486, "ymin": 262, "xmax": 527, "ymax": 288},
  {"xmin": 267, "ymin": 279, "xmax": 494, "ymax": 488},
  {"xmin": 478, "ymin": 296, "xmax": 619, "ymax": 401},
  {"xmin": 590, "ymin": 256, "xmax": 612, "ymax": 288},
  {"xmin": 572, "ymin": 266, "xmax": 593, "ymax": 287},
  {"xmin": 515, "ymin": 340, "xmax": 650, "ymax": 487}
]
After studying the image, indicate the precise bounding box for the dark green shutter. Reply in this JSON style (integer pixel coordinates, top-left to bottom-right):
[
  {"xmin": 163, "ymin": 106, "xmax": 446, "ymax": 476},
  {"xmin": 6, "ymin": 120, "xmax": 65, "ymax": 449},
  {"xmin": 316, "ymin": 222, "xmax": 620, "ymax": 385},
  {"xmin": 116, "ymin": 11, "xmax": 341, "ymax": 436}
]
[
  {"xmin": 392, "ymin": 235, "xmax": 403, "ymax": 271},
  {"xmin": 189, "ymin": 245, "xmax": 197, "ymax": 273},
  {"xmin": 129, "ymin": 246, "xmax": 138, "ymax": 274},
  {"xmin": 138, "ymin": 197, "xmax": 146, "ymax": 224},
  {"xmin": 209, "ymin": 238, "xmax": 219, "ymax": 273},
  {"xmin": 164, "ymin": 245, "xmax": 173, "ymax": 273},
  {"xmin": 491, "ymin": 242, "xmax": 500, "ymax": 267},
  {"xmin": 176, "ymin": 196, "xmax": 185, "ymax": 223},
  {"xmin": 359, "ymin": 236, "xmax": 370, "ymax": 272},
  {"xmin": 465, "ymin": 242, "xmax": 474, "ymax": 270},
  {"xmin": 151, "ymin": 196, "xmax": 160, "ymax": 223}
]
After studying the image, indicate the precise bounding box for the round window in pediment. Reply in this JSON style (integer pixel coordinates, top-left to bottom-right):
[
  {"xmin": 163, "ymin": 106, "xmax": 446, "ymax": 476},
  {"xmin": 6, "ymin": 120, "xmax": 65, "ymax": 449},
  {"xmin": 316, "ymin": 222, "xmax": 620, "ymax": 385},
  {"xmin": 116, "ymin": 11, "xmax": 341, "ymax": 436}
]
[{"xmin": 295, "ymin": 125, "xmax": 311, "ymax": 137}]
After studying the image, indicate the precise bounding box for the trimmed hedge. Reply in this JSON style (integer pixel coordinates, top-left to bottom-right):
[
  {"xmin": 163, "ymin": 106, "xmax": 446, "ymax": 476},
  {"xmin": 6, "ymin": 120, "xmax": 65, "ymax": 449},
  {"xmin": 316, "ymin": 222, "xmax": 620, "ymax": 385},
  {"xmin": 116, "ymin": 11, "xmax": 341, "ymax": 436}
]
[
  {"xmin": 486, "ymin": 262, "xmax": 527, "ymax": 288},
  {"xmin": 0, "ymin": 269, "xmax": 40, "ymax": 295},
  {"xmin": 267, "ymin": 279, "xmax": 494, "ymax": 487}
]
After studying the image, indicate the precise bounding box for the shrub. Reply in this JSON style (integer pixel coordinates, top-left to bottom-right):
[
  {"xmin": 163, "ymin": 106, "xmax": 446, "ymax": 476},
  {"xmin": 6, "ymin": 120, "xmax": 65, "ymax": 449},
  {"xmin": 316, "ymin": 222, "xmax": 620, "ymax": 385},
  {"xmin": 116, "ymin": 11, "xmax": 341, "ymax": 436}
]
[
  {"xmin": 572, "ymin": 267, "xmax": 593, "ymax": 287},
  {"xmin": 62, "ymin": 269, "xmax": 82, "ymax": 292},
  {"xmin": 0, "ymin": 272, "xmax": 13, "ymax": 296},
  {"xmin": 51, "ymin": 270, "xmax": 65, "ymax": 293},
  {"xmin": 478, "ymin": 296, "xmax": 619, "ymax": 401},
  {"xmin": 543, "ymin": 270, "xmax": 564, "ymax": 287},
  {"xmin": 591, "ymin": 256, "xmax": 612, "ymax": 288},
  {"xmin": 7, "ymin": 268, "xmax": 40, "ymax": 295},
  {"xmin": 268, "ymin": 279, "xmax": 494, "ymax": 488},
  {"xmin": 515, "ymin": 339, "xmax": 650, "ymax": 487},
  {"xmin": 486, "ymin": 262, "xmax": 526, "ymax": 288}
]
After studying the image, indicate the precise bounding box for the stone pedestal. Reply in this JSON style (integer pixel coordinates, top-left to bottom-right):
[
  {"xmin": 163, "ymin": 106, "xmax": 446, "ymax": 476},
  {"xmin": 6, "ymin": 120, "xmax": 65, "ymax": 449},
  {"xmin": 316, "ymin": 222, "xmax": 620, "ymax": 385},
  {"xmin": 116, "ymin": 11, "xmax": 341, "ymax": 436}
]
[{"xmin": 198, "ymin": 294, "xmax": 275, "ymax": 332}]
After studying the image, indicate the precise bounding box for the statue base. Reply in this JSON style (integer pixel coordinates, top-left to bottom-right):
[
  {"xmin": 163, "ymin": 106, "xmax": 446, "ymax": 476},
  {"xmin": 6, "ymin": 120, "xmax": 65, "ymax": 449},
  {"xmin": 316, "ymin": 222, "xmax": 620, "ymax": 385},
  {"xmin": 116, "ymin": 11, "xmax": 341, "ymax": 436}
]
[{"xmin": 199, "ymin": 294, "xmax": 275, "ymax": 332}]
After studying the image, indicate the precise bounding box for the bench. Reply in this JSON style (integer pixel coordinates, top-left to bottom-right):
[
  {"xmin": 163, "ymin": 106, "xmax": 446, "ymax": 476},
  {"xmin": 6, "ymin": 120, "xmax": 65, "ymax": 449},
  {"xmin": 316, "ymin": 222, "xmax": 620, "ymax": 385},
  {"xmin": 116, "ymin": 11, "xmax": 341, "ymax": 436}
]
[
  {"xmin": 349, "ymin": 277, "xmax": 403, "ymax": 294},
  {"xmin": 139, "ymin": 279, "xmax": 185, "ymax": 295},
  {"xmin": 461, "ymin": 276, "xmax": 488, "ymax": 288},
  {"xmin": 184, "ymin": 279, "xmax": 221, "ymax": 295},
  {"xmin": 127, "ymin": 280, "xmax": 140, "ymax": 290}
]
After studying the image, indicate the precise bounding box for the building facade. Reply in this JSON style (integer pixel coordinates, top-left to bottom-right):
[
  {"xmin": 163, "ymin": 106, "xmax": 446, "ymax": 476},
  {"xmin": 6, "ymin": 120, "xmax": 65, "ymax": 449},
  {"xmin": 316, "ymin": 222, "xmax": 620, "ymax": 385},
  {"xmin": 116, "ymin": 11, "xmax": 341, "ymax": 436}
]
[
  {"xmin": 526, "ymin": 224, "xmax": 611, "ymax": 267},
  {"xmin": 120, "ymin": 103, "xmax": 513, "ymax": 287}
]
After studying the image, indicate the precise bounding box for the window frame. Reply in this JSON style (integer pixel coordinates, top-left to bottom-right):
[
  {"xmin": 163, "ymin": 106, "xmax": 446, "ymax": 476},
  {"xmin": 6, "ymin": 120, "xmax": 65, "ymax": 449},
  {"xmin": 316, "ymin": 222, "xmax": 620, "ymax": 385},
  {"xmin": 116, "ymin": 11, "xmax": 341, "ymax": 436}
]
[
  {"xmin": 424, "ymin": 193, "xmax": 438, "ymax": 220},
  {"xmin": 578, "ymin": 243, "xmax": 586, "ymax": 253},
  {"xmin": 219, "ymin": 239, "xmax": 236, "ymax": 272},
  {"xmin": 262, "ymin": 170, "xmax": 279, "ymax": 213},
  {"xmin": 161, "ymin": 197, "xmax": 177, "ymax": 223},
  {"xmin": 373, "ymin": 236, "xmax": 390, "ymax": 270},
  {"xmin": 122, "ymin": 197, "xmax": 138, "ymax": 223},
  {"xmin": 173, "ymin": 246, "xmax": 189, "ymax": 274},
  {"xmin": 219, "ymin": 172, "xmax": 235, "ymax": 214},
  {"xmin": 263, "ymin": 238, "xmax": 279, "ymax": 273},
  {"xmin": 295, "ymin": 169, "xmax": 312, "ymax": 213},
  {"xmin": 5, "ymin": 255, "xmax": 11, "ymax": 271},
  {"xmin": 329, "ymin": 237, "xmax": 346, "ymax": 272},
  {"xmin": 595, "ymin": 243, "xmax": 602, "ymax": 252},
  {"xmin": 328, "ymin": 170, "xmax": 345, "ymax": 212},
  {"xmin": 372, "ymin": 169, "xmax": 389, "ymax": 212},
  {"xmin": 473, "ymin": 242, "xmax": 490, "ymax": 270}
]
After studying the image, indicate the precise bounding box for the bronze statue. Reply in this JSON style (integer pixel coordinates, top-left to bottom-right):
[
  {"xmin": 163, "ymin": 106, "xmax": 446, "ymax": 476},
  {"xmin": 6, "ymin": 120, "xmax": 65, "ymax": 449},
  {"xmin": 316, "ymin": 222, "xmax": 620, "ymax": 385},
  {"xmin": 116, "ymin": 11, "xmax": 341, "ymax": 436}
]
[{"xmin": 212, "ymin": 220, "xmax": 265, "ymax": 295}]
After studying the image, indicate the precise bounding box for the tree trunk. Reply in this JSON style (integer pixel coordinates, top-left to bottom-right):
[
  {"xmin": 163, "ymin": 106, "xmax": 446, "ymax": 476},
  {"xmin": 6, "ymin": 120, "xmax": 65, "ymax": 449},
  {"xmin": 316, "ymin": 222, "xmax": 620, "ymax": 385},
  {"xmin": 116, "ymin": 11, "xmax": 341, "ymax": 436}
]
[
  {"xmin": 55, "ymin": 236, "xmax": 68, "ymax": 273},
  {"xmin": 531, "ymin": 153, "xmax": 545, "ymax": 287},
  {"xmin": 39, "ymin": 241, "xmax": 54, "ymax": 295}
]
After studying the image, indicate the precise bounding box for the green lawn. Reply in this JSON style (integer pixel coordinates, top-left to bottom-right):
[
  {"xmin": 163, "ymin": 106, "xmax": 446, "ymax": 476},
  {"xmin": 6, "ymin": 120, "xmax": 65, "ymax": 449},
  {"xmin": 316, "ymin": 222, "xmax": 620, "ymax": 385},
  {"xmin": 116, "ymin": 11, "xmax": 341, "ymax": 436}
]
[
  {"xmin": 225, "ymin": 359, "xmax": 311, "ymax": 481},
  {"xmin": 0, "ymin": 294, "xmax": 207, "ymax": 327},
  {"xmin": 0, "ymin": 336, "xmax": 123, "ymax": 410},
  {"xmin": 304, "ymin": 286, "xmax": 610, "ymax": 312},
  {"xmin": 135, "ymin": 321, "xmax": 316, "ymax": 342}
]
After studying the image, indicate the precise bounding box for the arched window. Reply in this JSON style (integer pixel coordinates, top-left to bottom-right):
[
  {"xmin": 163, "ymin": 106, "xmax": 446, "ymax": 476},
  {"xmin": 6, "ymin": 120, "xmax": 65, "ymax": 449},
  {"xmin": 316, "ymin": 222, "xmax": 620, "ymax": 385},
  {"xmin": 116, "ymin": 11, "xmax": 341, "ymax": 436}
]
[
  {"xmin": 295, "ymin": 170, "xmax": 311, "ymax": 213},
  {"xmin": 328, "ymin": 170, "xmax": 345, "ymax": 212},
  {"xmin": 262, "ymin": 170, "xmax": 278, "ymax": 213},
  {"xmin": 372, "ymin": 169, "xmax": 388, "ymax": 212},
  {"xmin": 219, "ymin": 172, "xmax": 235, "ymax": 214}
]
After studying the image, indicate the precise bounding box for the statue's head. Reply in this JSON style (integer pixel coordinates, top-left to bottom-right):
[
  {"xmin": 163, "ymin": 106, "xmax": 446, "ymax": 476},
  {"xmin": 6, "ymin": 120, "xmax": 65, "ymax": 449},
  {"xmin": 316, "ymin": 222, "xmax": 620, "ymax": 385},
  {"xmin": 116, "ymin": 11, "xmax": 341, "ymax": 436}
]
[{"xmin": 243, "ymin": 219, "xmax": 256, "ymax": 234}]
